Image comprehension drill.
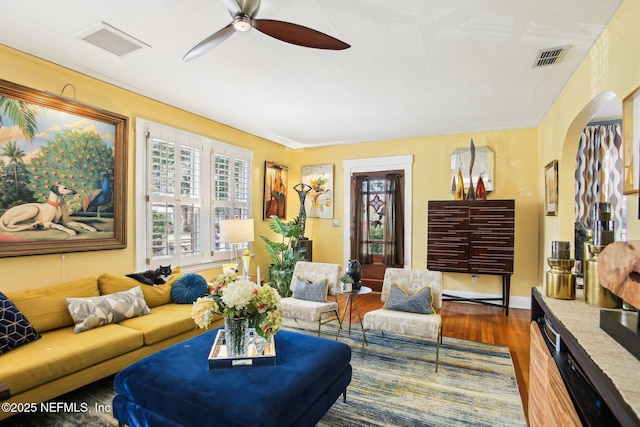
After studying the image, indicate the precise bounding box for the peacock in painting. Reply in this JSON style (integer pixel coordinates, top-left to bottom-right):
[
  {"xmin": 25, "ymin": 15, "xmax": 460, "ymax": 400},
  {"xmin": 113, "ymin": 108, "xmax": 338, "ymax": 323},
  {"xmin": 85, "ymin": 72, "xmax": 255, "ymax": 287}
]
[
  {"xmin": 27, "ymin": 128, "xmax": 115, "ymax": 216},
  {"xmin": 82, "ymin": 170, "xmax": 113, "ymax": 218}
]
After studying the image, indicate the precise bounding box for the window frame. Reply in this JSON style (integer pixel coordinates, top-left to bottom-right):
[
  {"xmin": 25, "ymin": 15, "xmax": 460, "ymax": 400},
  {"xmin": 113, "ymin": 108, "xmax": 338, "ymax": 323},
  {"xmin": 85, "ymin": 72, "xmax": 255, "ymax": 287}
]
[{"xmin": 134, "ymin": 118, "xmax": 252, "ymax": 272}]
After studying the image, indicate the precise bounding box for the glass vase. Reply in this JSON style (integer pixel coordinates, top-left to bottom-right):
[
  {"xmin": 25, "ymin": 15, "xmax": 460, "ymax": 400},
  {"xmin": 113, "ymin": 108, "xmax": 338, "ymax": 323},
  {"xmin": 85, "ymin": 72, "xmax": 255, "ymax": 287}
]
[
  {"xmin": 475, "ymin": 175, "xmax": 487, "ymax": 200},
  {"xmin": 454, "ymin": 168, "xmax": 465, "ymax": 200},
  {"xmin": 224, "ymin": 317, "xmax": 250, "ymax": 357}
]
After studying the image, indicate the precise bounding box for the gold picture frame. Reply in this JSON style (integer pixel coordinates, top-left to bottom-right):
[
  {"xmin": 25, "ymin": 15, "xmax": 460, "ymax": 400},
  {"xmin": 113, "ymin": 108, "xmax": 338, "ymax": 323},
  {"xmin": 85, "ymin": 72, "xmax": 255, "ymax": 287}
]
[
  {"xmin": 623, "ymin": 85, "xmax": 640, "ymax": 195},
  {"xmin": 545, "ymin": 160, "xmax": 558, "ymax": 216},
  {"xmin": 263, "ymin": 161, "xmax": 288, "ymax": 219},
  {"xmin": 0, "ymin": 79, "xmax": 128, "ymax": 257}
]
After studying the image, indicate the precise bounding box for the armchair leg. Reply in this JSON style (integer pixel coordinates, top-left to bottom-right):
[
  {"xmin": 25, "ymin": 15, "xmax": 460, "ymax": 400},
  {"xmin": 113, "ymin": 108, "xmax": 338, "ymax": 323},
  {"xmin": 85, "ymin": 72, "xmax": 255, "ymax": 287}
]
[
  {"xmin": 435, "ymin": 326, "xmax": 441, "ymax": 373},
  {"xmin": 359, "ymin": 327, "xmax": 369, "ymax": 358},
  {"xmin": 317, "ymin": 309, "xmax": 343, "ymax": 340},
  {"xmin": 334, "ymin": 309, "xmax": 343, "ymax": 340}
]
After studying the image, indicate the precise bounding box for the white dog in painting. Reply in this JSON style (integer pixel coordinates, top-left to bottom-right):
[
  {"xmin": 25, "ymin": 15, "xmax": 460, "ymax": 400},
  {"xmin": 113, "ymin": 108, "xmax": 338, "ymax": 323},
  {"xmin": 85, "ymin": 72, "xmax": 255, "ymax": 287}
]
[{"xmin": 0, "ymin": 184, "xmax": 98, "ymax": 236}]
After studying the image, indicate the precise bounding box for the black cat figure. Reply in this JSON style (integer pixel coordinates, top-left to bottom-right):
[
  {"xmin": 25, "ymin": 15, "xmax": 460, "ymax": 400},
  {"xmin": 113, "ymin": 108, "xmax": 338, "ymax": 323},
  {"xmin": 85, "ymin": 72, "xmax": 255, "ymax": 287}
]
[{"xmin": 127, "ymin": 265, "xmax": 172, "ymax": 286}]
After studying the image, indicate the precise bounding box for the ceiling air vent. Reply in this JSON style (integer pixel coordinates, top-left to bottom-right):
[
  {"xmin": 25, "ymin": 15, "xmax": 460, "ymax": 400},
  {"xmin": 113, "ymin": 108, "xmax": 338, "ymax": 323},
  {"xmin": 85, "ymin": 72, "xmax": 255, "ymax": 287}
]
[
  {"xmin": 75, "ymin": 22, "xmax": 150, "ymax": 57},
  {"xmin": 533, "ymin": 45, "xmax": 571, "ymax": 68}
]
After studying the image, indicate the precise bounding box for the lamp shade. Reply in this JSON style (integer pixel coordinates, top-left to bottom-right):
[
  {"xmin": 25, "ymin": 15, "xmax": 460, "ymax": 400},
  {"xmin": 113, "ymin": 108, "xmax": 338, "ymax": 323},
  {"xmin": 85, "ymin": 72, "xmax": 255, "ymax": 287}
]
[{"xmin": 220, "ymin": 219, "xmax": 254, "ymax": 244}]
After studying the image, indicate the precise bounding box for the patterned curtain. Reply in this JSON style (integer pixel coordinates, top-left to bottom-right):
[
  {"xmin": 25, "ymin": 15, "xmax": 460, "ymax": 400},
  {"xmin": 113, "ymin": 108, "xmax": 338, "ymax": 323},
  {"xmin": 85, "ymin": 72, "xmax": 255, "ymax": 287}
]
[
  {"xmin": 382, "ymin": 173, "xmax": 404, "ymax": 266},
  {"xmin": 575, "ymin": 122, "xmax": 623, "ymax": 239}
]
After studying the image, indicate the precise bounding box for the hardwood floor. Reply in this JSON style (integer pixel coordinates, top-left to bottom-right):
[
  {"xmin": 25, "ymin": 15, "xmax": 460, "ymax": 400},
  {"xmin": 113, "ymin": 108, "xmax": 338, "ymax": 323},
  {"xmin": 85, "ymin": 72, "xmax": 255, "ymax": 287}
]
[{"xmin": 337, "ymin": 292, "xmax": 531, "ymax": 418}]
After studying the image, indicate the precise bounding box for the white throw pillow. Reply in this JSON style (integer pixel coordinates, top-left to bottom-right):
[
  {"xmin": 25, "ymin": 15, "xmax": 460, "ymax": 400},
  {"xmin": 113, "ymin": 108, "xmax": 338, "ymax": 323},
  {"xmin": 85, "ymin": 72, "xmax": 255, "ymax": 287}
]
[{"xmin": 66, "ymin": 286, "xmax": 151, "ymax": 333}]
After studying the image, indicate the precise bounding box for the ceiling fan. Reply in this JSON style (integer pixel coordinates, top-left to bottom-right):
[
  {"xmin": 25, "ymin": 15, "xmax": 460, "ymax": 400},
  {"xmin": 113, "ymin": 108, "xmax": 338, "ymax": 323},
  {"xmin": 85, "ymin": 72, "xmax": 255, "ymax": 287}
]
[{"xmin": 184, "ymin": 0, "xmax": 350, "ymax": 61}]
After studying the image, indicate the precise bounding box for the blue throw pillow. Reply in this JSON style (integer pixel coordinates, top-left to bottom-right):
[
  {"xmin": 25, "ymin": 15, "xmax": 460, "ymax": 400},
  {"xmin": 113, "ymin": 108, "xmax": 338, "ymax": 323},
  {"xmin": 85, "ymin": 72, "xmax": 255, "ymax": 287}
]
[
  {"xmin": 0, "ymin": 291, "xmax": 41, "ymax": 354},
  {"xmin": 171, "ymin": 273, "xmax": 209, "ymax": 304},
  {"xmin": 292, "ymin": 276, "xmax": 329, "ymax": 302},
  {"xmin": 383, "ymin": 283, "xmax": 435, "ymax": 314}
]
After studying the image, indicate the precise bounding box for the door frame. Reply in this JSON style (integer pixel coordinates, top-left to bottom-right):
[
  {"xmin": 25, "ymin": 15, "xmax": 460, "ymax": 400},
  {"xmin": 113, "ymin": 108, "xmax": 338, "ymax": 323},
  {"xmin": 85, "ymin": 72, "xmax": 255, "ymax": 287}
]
[{"xmin": 342, "ymin": 155, "xmax": 413, "ymax": 270}]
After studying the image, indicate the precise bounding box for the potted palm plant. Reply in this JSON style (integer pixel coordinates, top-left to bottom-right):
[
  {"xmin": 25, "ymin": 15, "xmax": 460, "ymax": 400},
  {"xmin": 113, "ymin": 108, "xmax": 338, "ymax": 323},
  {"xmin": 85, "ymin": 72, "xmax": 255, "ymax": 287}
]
[{"xmin": 261, "ymin": 215, "xmax": 306, "ymax": 297}]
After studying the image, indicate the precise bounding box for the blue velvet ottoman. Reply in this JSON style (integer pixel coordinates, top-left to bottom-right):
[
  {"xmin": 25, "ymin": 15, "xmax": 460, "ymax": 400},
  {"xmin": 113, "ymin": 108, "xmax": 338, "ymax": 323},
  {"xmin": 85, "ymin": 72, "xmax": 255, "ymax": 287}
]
[{"xmin": 112, "ymin": 329, "xmax": 352, "ymax": 427}]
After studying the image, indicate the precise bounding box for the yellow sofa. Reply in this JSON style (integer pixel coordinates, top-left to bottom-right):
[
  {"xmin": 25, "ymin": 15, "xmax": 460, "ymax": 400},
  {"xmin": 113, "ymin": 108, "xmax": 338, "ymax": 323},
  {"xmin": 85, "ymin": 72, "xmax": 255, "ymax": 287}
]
[{"xmin": 0, "ymin": 269, "xmax": 222, "ymax": 421}]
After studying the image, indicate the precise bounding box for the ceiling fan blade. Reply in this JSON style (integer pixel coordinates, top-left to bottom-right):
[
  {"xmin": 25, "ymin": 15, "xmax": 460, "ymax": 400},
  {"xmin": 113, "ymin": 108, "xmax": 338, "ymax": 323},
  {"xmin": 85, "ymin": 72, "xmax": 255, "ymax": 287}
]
[
  {"xmin": 184, "ymin": 23, "xmax": 236, "ymax": 61},
  {"xmin": 238, "ymin": 0, "xmax": 260, "ymax": 17},
  {"xmin": 220, "ymin": 0, "xmax": 242, "ymax": 17},
  {"xmin": 220, "ymin": 0, "xmax": 260, "ymax": 18},
  {"xmin": 253, "ymin": 19, "xmax": 350, "ymax": 50}
]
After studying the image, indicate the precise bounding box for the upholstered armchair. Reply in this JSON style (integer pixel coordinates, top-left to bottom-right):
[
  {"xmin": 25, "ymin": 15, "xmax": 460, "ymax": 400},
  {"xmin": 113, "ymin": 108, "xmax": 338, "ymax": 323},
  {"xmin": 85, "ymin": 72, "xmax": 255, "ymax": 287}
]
[
  {"xmin": 362, "ymin": 268, "xmax": 443, "ymax": 371},
  {"xmin": 277, "ymin": 261, "xmax": 343, "ymax": 338}
]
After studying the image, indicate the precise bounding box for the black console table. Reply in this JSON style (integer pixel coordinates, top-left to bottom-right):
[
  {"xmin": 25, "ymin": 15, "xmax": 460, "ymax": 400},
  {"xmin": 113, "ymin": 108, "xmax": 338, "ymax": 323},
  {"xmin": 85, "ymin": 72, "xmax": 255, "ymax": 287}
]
[{"xmin": 427, "ymin": 200, "xmax": 515, "ymax": 315}]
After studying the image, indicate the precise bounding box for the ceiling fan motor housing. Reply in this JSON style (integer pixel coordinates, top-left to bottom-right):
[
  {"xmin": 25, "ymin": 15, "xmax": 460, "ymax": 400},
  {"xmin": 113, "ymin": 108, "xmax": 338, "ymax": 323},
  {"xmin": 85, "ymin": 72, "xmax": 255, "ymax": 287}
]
[{"xmin": 233, "ymin": 15, "xmax": 252, "ymax": 31}]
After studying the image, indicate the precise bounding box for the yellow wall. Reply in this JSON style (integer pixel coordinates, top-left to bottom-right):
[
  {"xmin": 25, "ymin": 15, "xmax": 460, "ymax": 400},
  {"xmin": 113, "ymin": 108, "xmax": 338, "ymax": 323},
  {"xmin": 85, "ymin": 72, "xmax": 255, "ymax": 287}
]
[
  {"xmin": 0, "ymin": 45, "xmax": 291, "ymax": 291},
  {"xmin": 3, "ymin": 0, "xmax": 637, "ymax": 303},
  {"xmin": 292, "ymin": 129, "xmax": 539, "ymax": 301},
  {"xmin": 538, "ymin": 0, "xmax": 640, "ymax": 281}
]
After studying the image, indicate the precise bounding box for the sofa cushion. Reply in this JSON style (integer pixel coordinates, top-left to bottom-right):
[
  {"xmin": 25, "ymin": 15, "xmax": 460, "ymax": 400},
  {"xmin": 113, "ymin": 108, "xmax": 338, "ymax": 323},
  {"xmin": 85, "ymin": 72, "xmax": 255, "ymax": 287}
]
[
  {"xmin": 97, "ymin": 267, "xmax": 183, "ymax": 307},
  {"xmin": 4, "ymin": 277, "xmax": 100, "ymax": 333},
  {"xmin": 0, "ymin": 323, "xmax": 142, "ymax": 396},
  {"xmin": 292, "ymin": 276, "xmax": 329, "ymax": 302},
  {"xmin": 171, "ymin": 273, "xmax": 208, "ymax": 304},
  {"xmin": 119, "ymin": 303, "xmax": 219, "ymax": 345},
  {"xmin": 383, "ymin": 283, "xmax": 435, "ymax": 314},
  {"xmin": 66, "ymin": 286, "xmax": 152, "ymax": 333},
  {"xmin": 0, "ymin": 291, "xmax": 40, "ymax": 354}
]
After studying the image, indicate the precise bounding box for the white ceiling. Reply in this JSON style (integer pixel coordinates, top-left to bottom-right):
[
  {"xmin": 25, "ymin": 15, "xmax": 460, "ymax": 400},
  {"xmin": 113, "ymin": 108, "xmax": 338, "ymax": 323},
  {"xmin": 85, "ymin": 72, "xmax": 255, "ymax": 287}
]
[{"xmin": 0, "ymin": 0, "xmax": 624, "ymax": 149}]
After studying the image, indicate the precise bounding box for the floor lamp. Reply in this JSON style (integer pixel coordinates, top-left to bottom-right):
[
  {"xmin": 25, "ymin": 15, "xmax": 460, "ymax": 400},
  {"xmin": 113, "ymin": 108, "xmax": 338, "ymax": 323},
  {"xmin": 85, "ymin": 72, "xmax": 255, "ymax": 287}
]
[{"xmin": 220, "ymin": 218, "xmax": 254, "ymax": 276}]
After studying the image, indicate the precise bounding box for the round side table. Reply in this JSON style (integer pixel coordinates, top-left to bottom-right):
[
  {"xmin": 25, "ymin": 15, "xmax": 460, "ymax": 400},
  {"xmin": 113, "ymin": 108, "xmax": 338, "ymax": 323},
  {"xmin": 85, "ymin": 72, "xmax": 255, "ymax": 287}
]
[{"xmin": 339, "ymin": 285, "xmax": 371, "ymax": 347}]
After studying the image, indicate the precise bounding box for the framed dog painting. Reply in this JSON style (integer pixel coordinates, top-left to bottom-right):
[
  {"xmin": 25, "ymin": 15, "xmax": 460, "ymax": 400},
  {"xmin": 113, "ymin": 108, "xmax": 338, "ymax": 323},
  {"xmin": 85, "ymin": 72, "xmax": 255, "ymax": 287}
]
[{"xmin": 0, "ymin": 79, "xmax": 128, "ymax": 257}]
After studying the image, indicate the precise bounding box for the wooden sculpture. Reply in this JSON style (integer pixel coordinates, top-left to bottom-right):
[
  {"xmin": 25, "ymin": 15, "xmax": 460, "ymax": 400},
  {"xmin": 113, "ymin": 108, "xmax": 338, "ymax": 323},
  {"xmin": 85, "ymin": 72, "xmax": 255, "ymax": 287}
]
[{"xmin": 598, "ymin": 240, "xmax": 640, "ymax": 309}]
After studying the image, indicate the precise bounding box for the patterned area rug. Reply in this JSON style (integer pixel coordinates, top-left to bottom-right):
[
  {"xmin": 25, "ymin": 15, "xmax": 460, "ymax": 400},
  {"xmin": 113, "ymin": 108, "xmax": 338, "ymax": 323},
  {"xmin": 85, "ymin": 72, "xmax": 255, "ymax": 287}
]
[{"xmin": 4, "ymin": 320, "xmax": 526, "ymax": 427}]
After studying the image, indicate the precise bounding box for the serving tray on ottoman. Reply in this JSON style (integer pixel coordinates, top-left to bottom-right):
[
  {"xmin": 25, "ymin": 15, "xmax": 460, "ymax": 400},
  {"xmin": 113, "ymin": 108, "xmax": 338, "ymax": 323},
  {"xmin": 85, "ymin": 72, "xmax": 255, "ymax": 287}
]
[{"xmin": 112, "ymin": 328, "xmax": 352, "ymax": 427}]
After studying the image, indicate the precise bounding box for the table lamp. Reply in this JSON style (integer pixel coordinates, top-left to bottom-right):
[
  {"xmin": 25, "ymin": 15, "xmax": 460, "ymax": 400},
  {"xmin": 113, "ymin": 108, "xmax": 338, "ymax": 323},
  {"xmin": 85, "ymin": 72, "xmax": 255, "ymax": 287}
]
[{"xmin": 219, "ymin": 218, "xmax": 254, "ymax": 269}]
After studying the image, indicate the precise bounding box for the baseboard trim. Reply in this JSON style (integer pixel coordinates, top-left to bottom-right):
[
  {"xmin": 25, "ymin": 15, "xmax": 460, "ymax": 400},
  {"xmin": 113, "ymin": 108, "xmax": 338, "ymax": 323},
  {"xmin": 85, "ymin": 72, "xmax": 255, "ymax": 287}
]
[{"xmin": 442, "ymin": 289, "xmax": 531, "ymax": 310}]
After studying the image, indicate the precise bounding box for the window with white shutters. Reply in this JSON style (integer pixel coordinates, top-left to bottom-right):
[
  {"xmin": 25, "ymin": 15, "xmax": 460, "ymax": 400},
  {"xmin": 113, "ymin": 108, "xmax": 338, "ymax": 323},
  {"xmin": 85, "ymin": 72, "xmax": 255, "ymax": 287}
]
[
  {"xmin": 135, "ymin": 119, "xmax": 252, "ymax": 270},
  {"xmin": 213, "ymin": 151, "xmax": 251, "ymax": 254}
]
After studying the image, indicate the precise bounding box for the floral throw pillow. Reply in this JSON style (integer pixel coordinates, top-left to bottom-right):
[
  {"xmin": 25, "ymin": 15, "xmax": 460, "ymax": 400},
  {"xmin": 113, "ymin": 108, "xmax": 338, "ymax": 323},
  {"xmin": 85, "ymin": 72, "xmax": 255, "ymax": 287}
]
[
  {"xmin": 383, "ymin": 283, "xmax": 436, "ymax": 314},
  {"xmin": 0, "ymin": 291, "xmax": 41, "ymax": 354},
  {"xmin": 292, "ymin": 276, "xmax": 329, "ymax": 302},
  {"xmin": 65, "ymin": 286, "xmax": 151, "ymax": 333}
]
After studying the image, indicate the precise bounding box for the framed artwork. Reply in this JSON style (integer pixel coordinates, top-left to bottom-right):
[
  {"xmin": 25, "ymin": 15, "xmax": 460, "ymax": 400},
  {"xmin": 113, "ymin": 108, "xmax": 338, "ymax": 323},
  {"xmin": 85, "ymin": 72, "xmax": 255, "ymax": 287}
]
[
  {"xmin": 545, "ymin": 160, "xmax": 558, "ymax": 216},
  {"xmin": 301, "ymin": 164, "xmax": 334, "ymax": 218},
  {"xmin": 623, "ymin": 85, "xmax": 640, "ymax": 195},
  {"xmin": 0, "ymin": 79, "xmax": 128, "ymax": 257},
  {"xmin": 263, "ymin": 161, "xmax": 288, "ymax": 219}
]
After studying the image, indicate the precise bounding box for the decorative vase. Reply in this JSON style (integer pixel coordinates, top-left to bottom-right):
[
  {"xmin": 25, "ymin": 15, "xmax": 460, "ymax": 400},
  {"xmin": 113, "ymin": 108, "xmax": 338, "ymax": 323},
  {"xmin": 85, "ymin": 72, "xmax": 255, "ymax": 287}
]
[
  {"xmin": 346, "ymin": 259, "xmax": 363, "ymax": 291},
  {"xmin": 466, "ymin": 174, "xmax": 475, "ymax": 200},
  {"xmin": 454, "ymin": 168, "xmax": 465, "ymax": 200},
  {"xmin": 475, "ymin": 175, "xmax": 486, "ymax": 200},
  {"xmin": 242, "ymin": 257, "xmax": 250, "ymax": 280},
  {"xmin": 224, "ymin": 317, "xmax": 250, "ymax": 357}
]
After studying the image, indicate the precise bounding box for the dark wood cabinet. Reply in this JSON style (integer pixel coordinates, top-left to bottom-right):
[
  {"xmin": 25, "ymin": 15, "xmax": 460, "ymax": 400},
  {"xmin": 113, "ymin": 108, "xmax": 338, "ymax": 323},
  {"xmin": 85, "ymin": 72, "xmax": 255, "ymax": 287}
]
[{"xmin": 427, "ymin": 199, "xmax": 515, "ymax": 314}]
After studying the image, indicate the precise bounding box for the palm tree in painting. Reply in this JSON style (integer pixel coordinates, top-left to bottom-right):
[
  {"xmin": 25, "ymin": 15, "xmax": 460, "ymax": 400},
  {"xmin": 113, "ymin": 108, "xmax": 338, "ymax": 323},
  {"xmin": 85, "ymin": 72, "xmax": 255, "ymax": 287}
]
[
  {"xmin": 0, "ymin": 96, "xmax": 41, "ymax": 142},
  {"xmin": 0, "ymin": 140, "xmax": 26, "ymax": 195}
]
